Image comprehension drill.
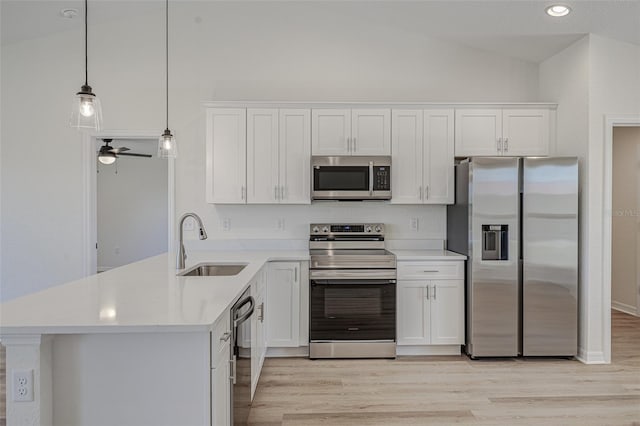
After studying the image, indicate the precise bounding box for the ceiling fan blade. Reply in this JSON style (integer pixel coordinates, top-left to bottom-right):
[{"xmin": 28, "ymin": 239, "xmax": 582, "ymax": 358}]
[
  {"xmin": 111, "ymin": 147, "xmax": 130, "ymax": 154},
  {"xmin": 118, "ymin": 152, "xmax": 152, "ymax": 158}
]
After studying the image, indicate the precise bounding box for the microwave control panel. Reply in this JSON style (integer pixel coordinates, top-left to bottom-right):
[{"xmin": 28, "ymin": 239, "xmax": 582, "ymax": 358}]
[{"xmin": 373, "ymin": 166, "xmax": 390, "ymax": 191}]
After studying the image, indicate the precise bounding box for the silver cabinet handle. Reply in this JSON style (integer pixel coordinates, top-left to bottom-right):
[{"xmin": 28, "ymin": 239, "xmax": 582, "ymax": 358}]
[
  {"xmin": 274, "ymin": 186, "xmax": 279, "ymax": 200},
  {"xmin": 504, "ymin": 138, "xmax": 509, "ymax": 153},
  {"xmin": 294, "ymin": 266, "xmax": 298, "ymax": 282},
  {"xmin": 418, "ymin": 185, "xmax": 423, "ymax": 200},
  {"xmin": 496, "ymin": 138, "xmax": 502, "ymax": 154},
  {"xmin": 257, "ymin": 302, "xmax": 264, "ymax": 322},
  {"xmin": 425, "ymin": 185, "xmax": 430, "ymax": 200},
  {"xmin": 241, "ymin": 186, "xmax": 246, "ymax": 201},
  {"xmin": 220, "ymin": 331, "xmax": 231, "ymax": 342},
  {"xmin": 347, "ymin": 137, "xmax": 351, "ymax": 152},
  {"xmin": 425, "ymin": 286, "xmax": 430, "ymax": 300},
  {"xmin": 281, "ymin": 186, "xmax": 285, "ymax": 200},
  {"xmin": 353, "ymin": 137, "xmax": 357, "ymax": 152},
  {"xmin": 229, "ymin": 358, "xmax": 237, "ymax": 384},
  {"xmin": 433, "ymin": 285, "xmax": 437, "ymax": 300},
  {"xmin": 422, "ymin": 270, "xmax": 440, "ymax": 273}
]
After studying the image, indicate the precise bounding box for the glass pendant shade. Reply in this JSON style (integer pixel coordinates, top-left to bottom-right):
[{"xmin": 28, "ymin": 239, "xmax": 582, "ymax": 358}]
[
  {"xmin": 158, "ymin": 129, "xmax": 177, "ymax": 159},
  {"xmin": 70, "ymin": 85, "xmax": 103, "ymax": 131},
  {"xmin": 98, "ymin": 151, "xmax": 116, "ymax": 165}
]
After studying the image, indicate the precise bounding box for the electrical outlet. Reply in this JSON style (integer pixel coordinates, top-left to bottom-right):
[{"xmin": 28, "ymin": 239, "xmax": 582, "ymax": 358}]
[
  {"xmin": 410, "ymin": 217, "xmax": 419, "ymax": 231},
  {"xmin": 222, "ymin": 218, "xmax": 231, "ymax": 231},
  {"xmin": 12, "ymin": 369, "xmax": 33, "ymax": 402},
  {"xmin": 183, "ymin": 217, "xmax": 195, "ymax": 231}
]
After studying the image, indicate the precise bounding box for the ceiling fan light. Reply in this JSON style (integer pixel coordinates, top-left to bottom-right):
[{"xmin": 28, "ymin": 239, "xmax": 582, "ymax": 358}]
[
  {"xmin": 70, "ymin": 86, "xmax": 103, "ymax": 131},
  {"xmin": 98, "ymin": 151, "xmax": 116, "ymax": 165},
  {"xmin": 546, "ymin": 4, "xmax": 571, "ymax": 17},
  {"xmin": 158, "ymin": 129, "xmax": 177, "ymax": 159}
]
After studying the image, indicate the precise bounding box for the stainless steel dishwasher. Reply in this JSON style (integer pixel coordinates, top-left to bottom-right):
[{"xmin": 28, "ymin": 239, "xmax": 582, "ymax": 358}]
[{"xmin": 230, "ymin": 288, "xmax": 254, "ymax": 425}]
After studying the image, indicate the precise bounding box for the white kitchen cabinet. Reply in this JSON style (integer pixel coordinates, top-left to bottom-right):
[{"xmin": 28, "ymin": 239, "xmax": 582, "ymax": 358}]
[
  {"xmin": 251, "ymin": 267, "xmax": 267, "ymax": 399},
  {"xmin": 312, "ymin": 109, "xmax": 391, "ymax": 155},
  {"xmin": 397, "ymin": 261, "xmax": 465, "ymax": 347},
  {"xmin": 206, "ymin": 108, "xmax": 247, "ymax": 204},
  {"xmin": 391, "ymin": 109, "xmax": 454, "ymax": 204},
  {"xmin": 266, "ymin": 262, "xmax": 300, "ymax": 347},
  {"xmin": 455, "ymin": 108, "xmax": 550, "ymax": 157},
  {"xmin": 246, "ymin": 108, "xmax": 311, "ymax": 204},
  {"xmin": 211, "ymin": 313, "xmax": 231, "ymax": 426}
]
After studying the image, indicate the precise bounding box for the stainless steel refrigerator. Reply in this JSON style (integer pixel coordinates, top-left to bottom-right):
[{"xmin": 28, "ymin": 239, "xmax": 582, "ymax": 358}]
[{"xmin": 447, "ymin": 157, "xmax": 578, "ymax": 357}]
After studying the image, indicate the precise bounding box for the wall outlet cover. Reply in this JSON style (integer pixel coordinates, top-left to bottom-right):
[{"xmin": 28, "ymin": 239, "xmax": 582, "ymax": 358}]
[{"xmin": 12, "ymin": 369, "xmax": 34, "ymax": 402}]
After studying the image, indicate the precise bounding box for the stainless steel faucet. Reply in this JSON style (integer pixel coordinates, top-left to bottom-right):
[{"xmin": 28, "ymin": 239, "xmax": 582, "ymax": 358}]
[{"xmin": 177, "ymin": 213, "xmax": 208, "ymax": 269}]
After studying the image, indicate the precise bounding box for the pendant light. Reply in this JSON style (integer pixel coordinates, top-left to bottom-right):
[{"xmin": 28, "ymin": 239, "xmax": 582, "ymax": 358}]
[
  {"xmin": 70, "ymin": 0, "xmax": 102, "ymax": 131},
  {"xmin": 158, "ymin": 0, "xmax": 177, "ymax": 158}
]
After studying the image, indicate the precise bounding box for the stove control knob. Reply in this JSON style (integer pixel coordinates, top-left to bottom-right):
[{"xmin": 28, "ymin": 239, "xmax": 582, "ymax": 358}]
[
  {"xmin": 365, "ymin": 225, "xmax": 373, "ymax": 233},
  {"xmin": 374, "ymin": 225, "xmax": 382, "ymax": 233},
  {"xmin": 312, "ymin": 226, "xmax": 320, "ymax": 234},
  {"xmin": 322, "ymin": 226, "xmax": 330, "ymax": 233}
]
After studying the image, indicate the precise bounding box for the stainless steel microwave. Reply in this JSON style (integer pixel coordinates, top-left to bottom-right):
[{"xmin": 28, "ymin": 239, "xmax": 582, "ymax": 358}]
[{"xmin": 311, "ymin": 156, "xmax": 391, "ymax": 200}]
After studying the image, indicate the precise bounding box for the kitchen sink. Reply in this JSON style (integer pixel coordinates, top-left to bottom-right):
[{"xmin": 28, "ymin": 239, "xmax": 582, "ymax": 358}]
[{"xmin": 178, "ymin": 263, "xmax": 248, "ymax": 277}]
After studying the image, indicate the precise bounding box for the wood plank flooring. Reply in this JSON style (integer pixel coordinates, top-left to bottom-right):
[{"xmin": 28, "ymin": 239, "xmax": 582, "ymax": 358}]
[
  {"xmin": 0, "ymin": 311, "xmax": 638, "ymax": 425},
  {"xmin": 248, "ymin": 311, "xmax": 640, "ymax": 425}
]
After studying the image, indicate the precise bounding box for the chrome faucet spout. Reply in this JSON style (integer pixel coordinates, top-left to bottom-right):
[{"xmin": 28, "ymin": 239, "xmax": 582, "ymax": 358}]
[{"xmin": 177, "ymin": 212, "xmax": 208, "ymax": 270}]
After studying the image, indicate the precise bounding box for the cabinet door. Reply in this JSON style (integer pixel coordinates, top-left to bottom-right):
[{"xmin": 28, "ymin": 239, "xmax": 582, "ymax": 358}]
[
  {"xmin": 397, "ymin": 281, "xmax": 430, "ymax": 345},
  {"xmin": 311, "ymin": 109, "xmax": 351, "ymax": 155},
  {"xmin": 266, "ymin": 262, "xmax": 300, "ymax": 347},
  {"xmin": 424, "ymin": 109, "xmax": 454, "ymax": 204},
  {"xmin": 502, "ymin": 109, "xmax": 549, "ymax": 156},
  {"xmin": 211, "ymin": 341, "xmax": 230, "ymax": 426},
  {"xmin": 279, "ymin": 109, "xmax": 311, "ymax": 204},
  {"xmin": 247, "ymin": 109, "xmax": 279, "ymax": 204},
  {"xmin": 391, "ymin": 110, "xmax": 423, "ymax": 204},
  {"xmin": 206, "ymin": 108, "xmax": 247, "ymax": 203},
  {"xmin": 454, "ymin": 109, "xmax": 502, "ymax": 157},
  {"xmin": 251, "ymin": 289, "xmax": 265, "ymax": 400},
  {"xmin": 351, "ymin": 109, "xmax": 391, "ymax": 155},
  {"xmin": 430, "ymin": 280, "xmax": 465, "ymax": 345}
]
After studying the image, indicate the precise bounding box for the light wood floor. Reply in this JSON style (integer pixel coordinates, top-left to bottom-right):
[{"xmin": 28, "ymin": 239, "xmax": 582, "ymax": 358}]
[
  {"xmin": 248, "ymin": 311, "xmax": 640, "ymax": 426},
  {"xmin": 0, "ymin": 311, "xmax": 638, "ymax": 425}
]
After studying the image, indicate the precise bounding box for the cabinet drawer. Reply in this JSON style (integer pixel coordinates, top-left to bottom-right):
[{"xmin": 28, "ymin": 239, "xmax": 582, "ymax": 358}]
[
  {"xmin": 211, "ymin": 313, "xmax": 231, "ymax": 366},
  {"xmin": 397, "ymin": 261, "xmax": 464, "ymax": 280}
]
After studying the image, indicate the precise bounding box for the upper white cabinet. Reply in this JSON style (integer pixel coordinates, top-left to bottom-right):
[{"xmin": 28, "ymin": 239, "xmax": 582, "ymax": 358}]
[
  {"xmin": 246, "ymin": 108, "xmax": 311, "ymax": 204},
  {"xmin": 312, "ymin": 109, "xmax": 391, "ymax": 155},
  {"xmin": 455, "ymin": 108, "xmax": 550, "ymax": 157},
  {"xmin": 207, "ymin": 107, "xmax": 310, "ymax": 205},
  {"xmin": 391, "ymin": 109, "xmax": 454, "ymax": 204},
  {"xmin": 206, "ymin": 108, "xmax": 247, "ymax": 203}
]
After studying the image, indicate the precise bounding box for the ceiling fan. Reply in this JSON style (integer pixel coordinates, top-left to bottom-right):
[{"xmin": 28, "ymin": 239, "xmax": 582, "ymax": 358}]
[{"xmin": 98, "ymin": 139, "xmax": 152, "ymax": 165}]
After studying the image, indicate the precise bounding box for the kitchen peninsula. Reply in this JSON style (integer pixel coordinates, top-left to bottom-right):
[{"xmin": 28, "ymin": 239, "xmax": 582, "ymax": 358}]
[{"xmin": 0, "ymin": 250, "xmax": 308, "ymax": 426}]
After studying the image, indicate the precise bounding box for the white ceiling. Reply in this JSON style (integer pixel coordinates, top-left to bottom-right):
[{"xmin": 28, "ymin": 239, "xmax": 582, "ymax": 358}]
[{"xmin": 2, "ymin": 0, "xmax": 639, "ymax": 63}]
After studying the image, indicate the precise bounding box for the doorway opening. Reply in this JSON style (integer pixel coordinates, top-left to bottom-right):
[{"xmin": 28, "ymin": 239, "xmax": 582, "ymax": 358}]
[{"xmin": 82, "ymin": 131, "xmax": 175, "ymax": 275}]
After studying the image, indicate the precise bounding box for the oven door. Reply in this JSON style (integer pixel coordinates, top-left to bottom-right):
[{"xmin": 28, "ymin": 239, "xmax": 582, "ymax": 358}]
[{"xmin": 310, "ymin": 278, "xmax": 396, "ymax": 342}]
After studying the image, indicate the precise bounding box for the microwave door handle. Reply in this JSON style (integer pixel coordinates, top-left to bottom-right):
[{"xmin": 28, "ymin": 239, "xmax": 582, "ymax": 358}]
[{"xmin": 369, "ymin": 161, "xmax": 374, "ymax": 196}]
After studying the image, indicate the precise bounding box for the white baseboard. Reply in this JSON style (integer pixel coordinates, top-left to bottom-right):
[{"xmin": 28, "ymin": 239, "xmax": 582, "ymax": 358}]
[
  {"xmin": 612, "ymin": 301, "xmax": 639, "ymax": 316},
  {"xmin": 266, "ymin": 346, "xmax": 309, "ymax": 357},
  {"xmin": 396, "ymin": 345, "xmax": 462, "ymax": 356},
  {"xmin": 576, "ymin": 346, "xmax": 607, "ymax": 364}
]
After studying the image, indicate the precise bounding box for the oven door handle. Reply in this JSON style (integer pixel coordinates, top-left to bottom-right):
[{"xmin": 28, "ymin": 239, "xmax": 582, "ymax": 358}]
[{"xmin": 311, "ymin": 279, "xmax": 396, "ymax": 286}]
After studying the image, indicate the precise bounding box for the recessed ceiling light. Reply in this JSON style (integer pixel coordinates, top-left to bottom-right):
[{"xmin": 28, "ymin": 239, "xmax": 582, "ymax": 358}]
[
  {"xmin": 546, "ymin": 5, "xmax": 571, "ymax": 17},
  {"xmin": 60, "ymin": 8, "xmax": 78, "ymax": 19}
]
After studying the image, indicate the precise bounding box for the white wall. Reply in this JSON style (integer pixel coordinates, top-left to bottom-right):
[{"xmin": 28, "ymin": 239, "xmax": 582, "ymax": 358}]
[
  {"xmin": 540, "ymin": 34, "xmax": 640, "ymax": 363},
  {"xmin": 0, "ymin": 1, "xmax": 541, "ymax": 301},
  {"xmin": 97, "ymin": 139, "xmax": 167, "ymax": 271},
  {"xmin": 611, "ymin": 127, "xmax": 640, "ymax": 314}
]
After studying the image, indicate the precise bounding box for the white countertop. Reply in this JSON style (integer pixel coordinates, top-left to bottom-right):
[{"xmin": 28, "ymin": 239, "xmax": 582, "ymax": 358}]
[
  {"xmin": 0, "ymin": 250, "xmax": 308, "ymax": 335},
  {"xmin": 390, "ymin": 249, "xmax": 467, "ymax": 261}
]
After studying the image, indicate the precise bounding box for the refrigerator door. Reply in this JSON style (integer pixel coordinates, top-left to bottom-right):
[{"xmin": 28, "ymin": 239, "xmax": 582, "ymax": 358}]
[
  {"xmin": 522, "ymin": 157, "xmax": 578, "ymax": 356},
  {"xmin": 468, "ymin": 157, "xmax": 520, "ymax": 357}
]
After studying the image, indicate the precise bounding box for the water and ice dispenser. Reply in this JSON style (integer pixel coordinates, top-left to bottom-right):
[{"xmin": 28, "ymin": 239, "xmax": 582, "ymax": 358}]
[{"xmin": 482, "ymin": 225, "xmax": 509, "ymax": 260}]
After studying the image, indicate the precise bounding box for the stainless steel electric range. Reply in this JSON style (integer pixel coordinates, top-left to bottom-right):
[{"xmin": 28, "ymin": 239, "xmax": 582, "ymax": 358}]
[{"xmin": 309, "ymin": 223, "xmax": 397, "ymax": 359}]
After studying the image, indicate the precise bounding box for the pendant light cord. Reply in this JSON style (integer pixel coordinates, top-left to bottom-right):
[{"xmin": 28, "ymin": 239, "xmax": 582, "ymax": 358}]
[
  {"xmin": 165, "ymin": 0, "xmax": 169, "ymax": 130},
  {"xmin": 84, "ymin": 0, "xmax": 88, "ymax": 86}
]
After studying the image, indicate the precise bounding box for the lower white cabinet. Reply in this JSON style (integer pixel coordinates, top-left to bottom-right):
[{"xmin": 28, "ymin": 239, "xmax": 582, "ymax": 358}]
[
  {"xmin": 211, "ymin": 312, "xmax": 231, "ymax": 426},
  {"xmin": 397, "ymin": 261, "xmax": 465, "ymax": 347},
  {"xmin": 251, "ymin": 267, "xmax": 267, "ymax": 399},
  {"xmin": 266, "ymin": 262, "xmax": 301, "ymax": 347}
]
